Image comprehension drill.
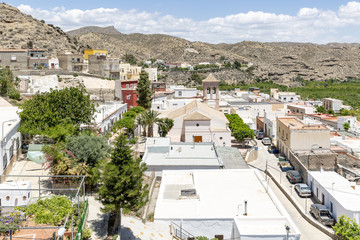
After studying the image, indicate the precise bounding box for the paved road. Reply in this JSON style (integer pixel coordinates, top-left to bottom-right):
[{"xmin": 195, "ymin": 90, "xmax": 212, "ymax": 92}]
[{"xmin": 249, "ymin": 140, "xmax": 332, "ymax": 240}]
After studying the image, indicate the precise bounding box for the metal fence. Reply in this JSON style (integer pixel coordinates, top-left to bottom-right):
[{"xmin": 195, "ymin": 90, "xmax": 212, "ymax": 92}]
[{"xmin": 0, "ymin": 174, "xmax": 86, "ymax": 240}]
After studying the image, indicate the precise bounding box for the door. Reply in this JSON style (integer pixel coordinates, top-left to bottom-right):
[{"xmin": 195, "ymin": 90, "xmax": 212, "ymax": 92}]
[
  {"xmin": 51, "ymin": 63, "xmax": 55, "ymax": 69},
  {"xmin": 322, "ymin": 193, "xmax": 325, "ymax": 205},
  {"xmin": 194, "ymin": 136, "xmax": 202, "ymax": 142}
]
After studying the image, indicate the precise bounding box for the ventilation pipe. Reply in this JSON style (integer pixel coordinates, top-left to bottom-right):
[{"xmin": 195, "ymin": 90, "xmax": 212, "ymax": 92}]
[{"xmin": 244, "ymin": 200, "xmax": 248, "ymax": 216}]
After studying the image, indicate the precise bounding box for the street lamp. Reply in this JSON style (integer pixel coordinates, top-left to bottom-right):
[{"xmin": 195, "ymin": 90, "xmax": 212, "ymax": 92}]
[{"xmin": 1, "ymin": 119, "xmax": 17, "ymax": 144}]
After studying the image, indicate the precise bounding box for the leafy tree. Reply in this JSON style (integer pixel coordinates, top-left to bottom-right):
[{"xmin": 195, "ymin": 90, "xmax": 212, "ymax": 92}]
[
  {"xmin": 333, "ymin": 215, "xmax": 360, "ymax": 240},
  {"xmin": 16, "ymin": 196, "xmax": 75, "ymax": 226},
  {"xmin": 66, "ymin": 134, "xmax": 110, "ymax": 167},
  {"xmin": 136, "ymin": 70, "xmax": 153, "ymax": 109},
  {"xmin": 340, "ymin": 108, "xmax": 351, "ymax": 116},
  {"xmin": 123, "ymin": 54, "xmax": 137, "ymax": 65},
  {"xmin": 343, "ymin": 122, "xmax": 350, "ymax": 131},
  {"xmin": 18, "ymin": 87, "xmax": 95, "ymax": 139},
  {"xmin": 328, "ymin": 109, "xmax": 335, "ymax": 115},
  {"xmin": 97, "ymin": 135, "xmax": 148, "ymax": 233},
  {"xmin": 0, "ymin": 68, "xmax": 20, "ymax": 100},
  {"xmin": 226, "ymin": 114, "xmax": 254, "ymax": 143},
  {"xmin": 315, "ymin": 105, "xmax": 326, "ymax": 114},
  {"xmin": 157, "ymin": 118, "xmax": 174, "ymax": 137},
  {"xmin": 233, "ymin": 60, "xmax": 241, "ymax": 69}
]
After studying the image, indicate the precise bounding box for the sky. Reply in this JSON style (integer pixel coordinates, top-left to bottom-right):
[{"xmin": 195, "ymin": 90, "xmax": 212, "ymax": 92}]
[{"xmin": 5, "ymin": 1, "xmax": 360, "ymax": 43}]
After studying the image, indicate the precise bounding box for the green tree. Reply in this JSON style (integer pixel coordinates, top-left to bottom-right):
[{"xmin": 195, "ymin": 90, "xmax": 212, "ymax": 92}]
[
  {"xmin": 18, "ymin": 87, "xmax": 95, "ymax": 139},
  {"xmin": 66, "ymin": 134, "xmax": 110, "ymax": 167},
  {"xmin": 97, "ymin": 135, "xmax": 148, "ymax": 234},
  {"xmin": 123, "ymin": 54, "xmax": 137, "ymax": 65},
  {"xmin": 136, "ymin": 70, "xmax": 153, "ymax": 109},
  {"xmin": 328, "ymin": 109, "xmax": 335, "ymax": 115},
  {"xmin": 343, "ymin": 122, "xmax": 350, "ymax": 131},
  {"xmin": 333, "ymin": 215, "xmax": 360, "ymax": 240},
  {"xmin": 0, "ymin": 68, "xmax": 20, "ymax": 100},
  {"xmin": 139, "ymin": 110, "xmax": 160, "ymax": 137},
  {"xmin": 315, "ymin": 105, "xmax": 326, "ymax": 114},
  {"xmin": 157, "ymin": 118, "xmax": 174, "ymax": 137}
]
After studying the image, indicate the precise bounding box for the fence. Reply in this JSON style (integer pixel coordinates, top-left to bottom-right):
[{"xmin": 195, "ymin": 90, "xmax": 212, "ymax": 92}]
[
  {"xmin": 0, "ymin": 174, "xmax": 86, "ymax": 240},
  {"xmin": 75, "ymin": 198, "xmax": 89, "ymax": 240},
  {"xmin": 171, "ymin": 221, "xmax": 195, "ymax": 240}
]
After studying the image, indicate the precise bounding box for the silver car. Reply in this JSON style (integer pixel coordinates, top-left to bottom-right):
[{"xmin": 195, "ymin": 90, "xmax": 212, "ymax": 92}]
[{"xmin": 294, "ymin": 183, "xmax": 311, "ymax": 197}]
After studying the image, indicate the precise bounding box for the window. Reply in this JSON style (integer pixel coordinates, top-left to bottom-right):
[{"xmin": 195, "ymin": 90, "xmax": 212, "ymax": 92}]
[
  {"xmin": 130, "ymin": 84, "xmax": 133, "ymax": 88},
  {"xmin": 196, "ymin": 123, "xmax": 200, "ymax": 127},
  {"xmin": 134, "ymin": 84, "xmax": 136, "ymax": 88},
  {"xmin": 11, "ymin": 56, "xmax": 17, "ymax": 62},
  {"xmin": 3, "ymin": 154, "xmax": 7, "ymax": 170},
  {"xmin": 9, "ymin": 144, "xmax": 13, "ymax": 161},
  {"xmin": 178, "ymin": 91, "xmax": 182, "ymax": 96},
  {"xmin": 23, "ymin": 196, "xmax": 27, "ymax": 201},
  {"xmin": 126, "ymin": 84, "xmax": 129, "ymax": 88},
  {"xmin": 219, "ymin": 137, "xmax": 223, "ymax": 140},
  {"xmin": 16, "ymin": 138, "xmax": 20, "ymax": 150},
  {"xmin": 157, "ymin": 106, "xmax": 160, "ymax": 109},
  {"xmin": 330, "ymin": 201, "xmax": 333, "ymax": 212},
  {"xmin": 6, "ymin": 196, "xmax": 10, "ymax": 201},
  {"xmin": 28, "ymin": 192, "xmax": 30, "ymax": 198},
  {"xmin": 126, "ymin": 95, "xmax": 131, "ymax": 100}
]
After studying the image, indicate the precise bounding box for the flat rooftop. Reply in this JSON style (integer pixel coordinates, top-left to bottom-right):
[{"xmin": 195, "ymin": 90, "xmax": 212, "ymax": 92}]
[
  {"xmin": 278, "ymin": 117, "xmax": 328, "ymax": 130},
  {"xmin": 155, "ymin": 169, "xmax": 283, "ymax": 219},
  {"xmin": 309, "ymin": 171, "xmax": 360, "ymax": 211},
  {"xmin": 143, "ymin": 138, "xmax": 222, "ymax": 166},
  {"xmin": 0, "ymin": 107, "xmax": 20, "ymax": 140}
]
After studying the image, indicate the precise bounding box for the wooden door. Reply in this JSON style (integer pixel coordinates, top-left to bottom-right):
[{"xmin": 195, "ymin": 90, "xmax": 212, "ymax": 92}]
[{"xmin": 194, "ymin": 136, "xmax": 202, "ymax": 142}]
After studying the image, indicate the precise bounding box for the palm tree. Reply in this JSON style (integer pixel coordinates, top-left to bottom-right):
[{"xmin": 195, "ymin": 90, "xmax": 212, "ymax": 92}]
[
  {"xmin": 139, "ymin": 110, "xmax": 161, "ymax": 137},
  {"xmin": 136, "ymin": 113, "xmax": 148, "ymax": 137},
  {"xmin": 157, "ymin": 118, "xmax": 174, "ymax": 137}
]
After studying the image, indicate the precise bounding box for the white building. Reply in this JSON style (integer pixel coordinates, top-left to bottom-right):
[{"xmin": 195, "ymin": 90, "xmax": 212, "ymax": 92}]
[
  {"xmin": 278, "ymin": 92, "xmax": 300, "ymax": 103},
  {"xmin": 263, "ymin": 110, "xmax": 286, "ymax": 140},
  {"xmin": 144, "ymin": 68, "xmax": 157, "ymax": 82},
  {"xmin": 142, "ymin": 138, "xmax": 223, "ymax": 176},
  {"xmin": 92, "ymin": 102, "xmax": 127, "ymax": 133},
  {"xmin": 174, "ymin": 87, "xmax": 198, "ymax": 98},
  {"xmin": 337, "ymin": 116, "xmax": 357, "ymax": 131},
  {"xmin": 307, "ymin": 171, "xmax": 360, "ymax": 224},
  {"xmin": 155, "ymin": 169, "xmax": 301, "ymax": 240},
  {"xmin": 0, "ymin": 181, "xmax": 31, "ymax": 206},
  {"xmin": 161, "ymin": 100, "xmax": 231, "ymax": 146},
  {"xmin": 48, "ymin": 58, "xmax": 59, "ymax": 69},
  {"xmin": 322, "ymin": 98, "xmax": 343, "ymax": 113},
  {"xmin": 167, "ymin": 99, "xmax": 195, "ymax": 110},
  {"xmin": 0, "ymin": 107, "xmax": 21, "ymax": 175}
]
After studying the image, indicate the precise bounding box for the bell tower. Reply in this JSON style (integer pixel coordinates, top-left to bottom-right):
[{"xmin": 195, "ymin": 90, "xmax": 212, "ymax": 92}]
[{"xmin": 202, "ymin": 73, "xmax": 220, "ymax": 109}]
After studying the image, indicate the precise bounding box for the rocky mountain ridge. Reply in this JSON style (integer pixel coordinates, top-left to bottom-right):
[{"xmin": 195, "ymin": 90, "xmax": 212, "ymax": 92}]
[{"xmin": 0, "ymin": 3, "xmax": 83, "ymax": 56}]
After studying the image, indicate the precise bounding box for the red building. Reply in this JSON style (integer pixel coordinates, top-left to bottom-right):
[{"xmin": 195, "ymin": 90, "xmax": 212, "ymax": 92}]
[{"xmin": 121, "ymin": 80, "xmax": 138, "ymax": 109}]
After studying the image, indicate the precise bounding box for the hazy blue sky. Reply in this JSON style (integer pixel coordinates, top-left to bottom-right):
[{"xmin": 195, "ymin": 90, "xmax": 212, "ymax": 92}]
[{"xmin": 6, "ymin": 1, "xmax": 360, "ymax": 43}]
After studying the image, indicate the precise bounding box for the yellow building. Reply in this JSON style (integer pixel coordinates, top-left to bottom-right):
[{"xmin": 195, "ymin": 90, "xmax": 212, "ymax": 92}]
[{"xmin": 84, "ymin": 49, "xmax": 108, "ymax": 60}]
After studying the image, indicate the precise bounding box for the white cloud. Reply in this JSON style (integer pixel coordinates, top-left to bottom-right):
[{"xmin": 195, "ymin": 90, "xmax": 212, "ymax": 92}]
[{"xmin": 17, "ymin": 2, "xmax": 360, "ymax": 44}]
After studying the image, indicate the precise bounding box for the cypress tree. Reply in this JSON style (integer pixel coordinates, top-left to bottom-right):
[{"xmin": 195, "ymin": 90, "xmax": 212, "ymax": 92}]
[
  {"xmin": 97, "ymin": 134, "xmax": 149, "ymax": 233},
  {"xmin": 136, "ymin": 70, "xmax": 153, "ymax": 109}
]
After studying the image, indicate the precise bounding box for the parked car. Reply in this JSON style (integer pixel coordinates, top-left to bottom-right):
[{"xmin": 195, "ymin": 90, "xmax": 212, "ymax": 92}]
[
  {"xmin": 286, "ymin": 170, "xmax": 303, "ymax": 183},
  {"xmin": 294, "ymin": 183, "xmax": 311, "ymax": 197},
  {"xmin": 268, "ymin": 145, "xmax": 279, "ymax": 154},
  {"xmin": 279, "ymin": 161, "xmax": 294, "ymax": 171},
  {"xmin": 310, "ymin": 204, "xmax": 335, "ymax": 226},
  {"xmin": 256, "ymin": 131, "xmax": 264, "ymax": 139},
  {"xmin": 262, "ymin": 137, "xmax": 271, "ymax": 145},
  {"xmin": 278, "ymin": 156, "xmax": 286, "ymax": 161}
]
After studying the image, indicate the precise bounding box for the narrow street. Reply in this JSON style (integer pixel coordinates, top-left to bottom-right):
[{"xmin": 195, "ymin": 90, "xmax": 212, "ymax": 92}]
[{"xmin": 248, "ymin": 139, "xmax": 332, "ymax": 240}]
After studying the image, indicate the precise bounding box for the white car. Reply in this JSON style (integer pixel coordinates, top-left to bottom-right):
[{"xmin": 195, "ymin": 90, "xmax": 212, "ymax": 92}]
[{"xmin": 262, "ymin": 137, "xmax": 271, "ymax": 145}]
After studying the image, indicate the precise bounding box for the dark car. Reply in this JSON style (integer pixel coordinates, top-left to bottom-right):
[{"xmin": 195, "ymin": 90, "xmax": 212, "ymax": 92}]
[
  {"xmin": 294, "ymin": 183, "xmax": 311, "ymax": 197},
  {"xmin": 268, "ymin": 145, "xmax": 279, "ymax": 154},
  {"xmin": 286, "ymin": 170, "xmax": 303, "ymax": 183},
  {"xmin": 310, "ymin": 204, "xmax": 335, "ymax": 226}
]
